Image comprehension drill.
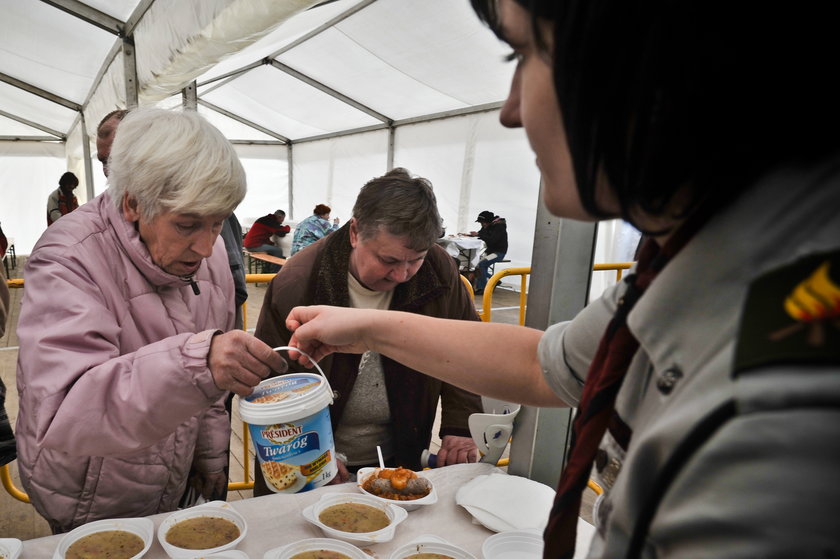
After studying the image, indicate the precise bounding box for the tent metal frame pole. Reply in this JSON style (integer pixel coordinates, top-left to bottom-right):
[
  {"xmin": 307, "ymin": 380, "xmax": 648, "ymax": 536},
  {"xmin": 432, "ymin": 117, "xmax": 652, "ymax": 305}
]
[
  {"xmin": 294, "ymin": 103, "xmax": 505, "ymax": 145},
  {"xmin": 270, "ymin": 0, "xmax": 376, "ymax": 60},
  {"xmin": 229, "ymin": 140, "xmax": 286, "ymax": 145},
  {"xmin": 79, "ymin": 113, "xmax": 95, "ymax": 200},
  {"xmin": 287, "ymin": 143, "xmax": 294, "ymax": 220},
  {"xmin": 199, "ymin": 0, "xmax": 375, "ymax": 92},
  {"xmin": 387, "ymin": 126, "xmax": 395, "ymax": 171},
  {"xmin": 39, "ymin": 0, "xmax": 123, "ymax": 35},
  {"xmin": 182, "ymin": 81, "xmax": 197, "ymax": 110},
  {"xmin": 0, "ymin": 109, "xmax": 65, "ymax": 139},
  {"xmin": 123, "ymin": 36, "xmax": 139, "ymax": 109},
  {"xmin": 507, "ymin": 181, "xmax": 598, "ymax": 487},
  {"xmin": 268, "ymin": 60, "xmax": 392, "ymax": 125},
  {"xmin": 0, "ymin": 136, "xmax": 62, "ymax": 142},
  {"xmin": 0, "ymin": 72, "xmax": 80, "ymax": 112},
  {"xmin": 198, "ymin": 99, "xmax": 289, "ymax": 143}
]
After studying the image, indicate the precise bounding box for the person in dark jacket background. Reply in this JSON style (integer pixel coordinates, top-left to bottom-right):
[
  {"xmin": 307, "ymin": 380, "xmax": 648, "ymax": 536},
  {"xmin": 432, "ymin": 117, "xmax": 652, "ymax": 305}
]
[{"xmin": 469, "ymin": 210, "xmax": 508, "ymax": 294}]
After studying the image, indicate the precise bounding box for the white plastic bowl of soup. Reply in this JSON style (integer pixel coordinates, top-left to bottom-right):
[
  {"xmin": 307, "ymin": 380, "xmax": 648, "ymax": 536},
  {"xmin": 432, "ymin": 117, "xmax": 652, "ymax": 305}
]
[
  {"xmin": 157, "ymin": 501, "xmax": 247, "ymax": 559},
  {"xmin": 388, "ymin": 535, "xmax": 477, "ymax": 559},
  {"xmin": 263, "ymin": 538, "xmax": 371, "ymax": 559},
  {"xmin": 301, "ymin": 492, "xmax": 408, "ymax": 545},
  {"xmin": 52, "ymin": 518, "xmax": 154, "ymax": 559}
]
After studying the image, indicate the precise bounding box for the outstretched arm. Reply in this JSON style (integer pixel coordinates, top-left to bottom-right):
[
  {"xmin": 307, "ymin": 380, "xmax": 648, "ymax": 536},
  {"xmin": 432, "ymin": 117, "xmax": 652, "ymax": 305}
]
[{"xmin": 286, "ymin": 306, "xmax": 567, "ymax": 408}]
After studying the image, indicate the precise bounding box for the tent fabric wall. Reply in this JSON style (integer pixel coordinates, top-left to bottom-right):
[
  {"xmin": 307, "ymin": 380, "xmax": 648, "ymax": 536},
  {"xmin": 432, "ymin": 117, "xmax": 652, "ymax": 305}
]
[
  {"xmin": 290, "ymin": 129, "xmax": 389, "ymax": 225},
  {"xmin": 0, "ymin": 141, "xmax": 67, "ymax": 254},
  {"xmin": 233, "ymin": 143, "xmax": 290, "ymax": 229}
]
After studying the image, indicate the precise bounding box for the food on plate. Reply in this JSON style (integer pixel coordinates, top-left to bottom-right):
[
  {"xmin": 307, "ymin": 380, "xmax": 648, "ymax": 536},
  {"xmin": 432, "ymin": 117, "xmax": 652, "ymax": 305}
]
[
  {"xmin": 318, "ymin": 502, "xmax": 390, "ymax": 533},
  {"xmin": 164, "ymin": 516, "xmax": 240, "ymax": 549},
  {"xmin": 261, "ymin": 460, "xmax": 301, "ymax": 490},
  {"xmin": 290, "ymin": 551, "xmax": 352, "ymax": 559},
  {"xmin": 65, "ymin": 530, "xmax": 144, "ymax": 559},
  {"xmin": 405, "ymin": 555, "xmax": 455, "ymax": 559},
  {"xmin": 361, "ymin": 467, "xmax": 432, "ymax": 501}
]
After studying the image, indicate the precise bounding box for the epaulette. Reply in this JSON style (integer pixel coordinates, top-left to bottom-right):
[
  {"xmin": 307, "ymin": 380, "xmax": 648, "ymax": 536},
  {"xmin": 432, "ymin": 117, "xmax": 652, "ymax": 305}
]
[{"xmin": 734, "ymin": 249, "xmax": 840, "ymax": 374}]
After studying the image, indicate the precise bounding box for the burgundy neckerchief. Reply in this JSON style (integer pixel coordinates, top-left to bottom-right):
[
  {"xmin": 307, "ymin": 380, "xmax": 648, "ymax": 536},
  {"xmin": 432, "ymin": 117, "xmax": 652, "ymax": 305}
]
[{"xmin": 543, "ymin": 205, "xmax": 713, "ymax": 558}]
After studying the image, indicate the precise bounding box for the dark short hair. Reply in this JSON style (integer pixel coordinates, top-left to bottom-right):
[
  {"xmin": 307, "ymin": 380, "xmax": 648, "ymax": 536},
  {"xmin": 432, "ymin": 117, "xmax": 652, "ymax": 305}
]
[
  {"xmin": 471, "ymin": 1, "xmax": 840, "ymax": 229},
  {"xmin": 352, "ymin": 168, "xmax": 443, "ymax": 251},
  {"xmin": 59, "ymin": 172, "xmax": 79, "ymax": 188},
  {"xmin": 274, "ymin": 209, "xmax": 286, "ymax": 217},
  {"xmin": 313, "ymin": 204, "xmax": 331, "ymax": 216}
]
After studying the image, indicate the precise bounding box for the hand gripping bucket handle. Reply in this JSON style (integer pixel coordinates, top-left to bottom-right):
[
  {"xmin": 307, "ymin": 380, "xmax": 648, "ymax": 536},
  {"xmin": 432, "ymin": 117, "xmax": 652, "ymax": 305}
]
[{"xmin": 273, "ymin": 345, "xmax": 335, "ymax": 405}]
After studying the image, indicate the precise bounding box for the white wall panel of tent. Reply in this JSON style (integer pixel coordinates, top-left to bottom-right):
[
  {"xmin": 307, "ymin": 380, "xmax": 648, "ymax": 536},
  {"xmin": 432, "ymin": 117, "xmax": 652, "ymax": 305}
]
[{"xmin": 1, "ymin": 0, "xmax": 639, "ymax": 299}]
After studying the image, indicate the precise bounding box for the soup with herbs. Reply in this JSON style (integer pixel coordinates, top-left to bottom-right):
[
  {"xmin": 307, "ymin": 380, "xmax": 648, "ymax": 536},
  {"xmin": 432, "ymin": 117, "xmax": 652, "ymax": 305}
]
[
  {"xmin": 65, "ymin": 530, "xmax": 144, "ymax": 559},
  {"xmin": 290, "ymin": 551, "xmax": 352, "ymax": 559},
  {"xmin": 318, "ymin": 502, "xmax": 389, "ymax": 533},
  {"xmin": 165, "ymin": 516, "xmax": 239, "ymax": 549}
]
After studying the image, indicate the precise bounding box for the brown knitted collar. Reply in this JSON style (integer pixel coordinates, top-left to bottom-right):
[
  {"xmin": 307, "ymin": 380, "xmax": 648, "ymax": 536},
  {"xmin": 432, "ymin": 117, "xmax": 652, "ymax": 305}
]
[{"xmin": 310, "ymin": 224, "xmax": 447, "ymax": 312}]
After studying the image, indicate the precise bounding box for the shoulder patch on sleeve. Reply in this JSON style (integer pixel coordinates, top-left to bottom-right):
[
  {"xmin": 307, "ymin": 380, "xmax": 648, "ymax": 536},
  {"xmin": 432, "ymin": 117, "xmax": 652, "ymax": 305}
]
[{"xmin": 735, "ymin": 249, "xmax": 840, "ymax": 374}]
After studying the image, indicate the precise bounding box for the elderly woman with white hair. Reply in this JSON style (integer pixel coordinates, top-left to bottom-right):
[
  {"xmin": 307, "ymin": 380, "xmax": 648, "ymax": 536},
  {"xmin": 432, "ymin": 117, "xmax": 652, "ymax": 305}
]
[{"xmin": 15, "ymin": 108, "xmax": 285, "ymax": 533}]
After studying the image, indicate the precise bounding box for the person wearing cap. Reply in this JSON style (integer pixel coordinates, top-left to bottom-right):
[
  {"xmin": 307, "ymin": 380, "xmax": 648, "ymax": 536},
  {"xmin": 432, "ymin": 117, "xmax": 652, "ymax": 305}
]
[{"xmin": 468, "ymin": 210, "xmax": 508, "ymax": 294}]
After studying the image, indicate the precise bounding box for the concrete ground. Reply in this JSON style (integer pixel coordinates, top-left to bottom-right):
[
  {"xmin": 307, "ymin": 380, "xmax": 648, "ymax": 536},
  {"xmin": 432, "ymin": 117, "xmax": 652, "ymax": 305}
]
[{"xmin": 1, "ymin": 257, "xmax": 596, "ymax": 539}]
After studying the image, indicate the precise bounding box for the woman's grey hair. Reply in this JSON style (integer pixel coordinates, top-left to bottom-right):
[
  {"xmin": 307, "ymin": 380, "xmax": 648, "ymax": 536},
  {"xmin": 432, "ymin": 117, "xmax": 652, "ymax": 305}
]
[
  {"xmin": 108, "ymin": 108, "xmax": 246, "ymax": 220},
  {"xmin": 352, "ymin": 168, "xmax": 443, "ymax": 251}
]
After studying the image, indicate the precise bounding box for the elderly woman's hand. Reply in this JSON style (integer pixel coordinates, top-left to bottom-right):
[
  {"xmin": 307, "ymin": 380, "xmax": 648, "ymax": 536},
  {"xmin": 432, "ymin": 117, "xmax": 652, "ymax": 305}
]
[{"xmin": 208, "ymin": 330, "xmax": 287, "ymax": 396}]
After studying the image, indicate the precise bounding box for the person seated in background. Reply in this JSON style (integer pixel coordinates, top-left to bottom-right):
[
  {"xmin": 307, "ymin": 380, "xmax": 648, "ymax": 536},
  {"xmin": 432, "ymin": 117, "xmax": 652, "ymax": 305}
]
[
  {"xmin": 253, "ymin": 167, "xmax": 482, "ymax": 494},
  {"xmin": 467, "ymin": 210, "xmax": 508, "ymax": 294},
  {"xmin": 291, "ymin": 203, "xmax": 340, "ymax": 256},
  {"xmin": 243, "ymin": 209, "xmax": 290, "ymax": 272},
  {"xmin": 244, "ymin": 209, "xmax": 290, "ymax": 257},
  {"xmin": 15, "ymin": 108, "xmax": 286, "ymax": 534},
  {"xmin": 46, "ymin": 171, "xmax": 80, "ymax": 226}
]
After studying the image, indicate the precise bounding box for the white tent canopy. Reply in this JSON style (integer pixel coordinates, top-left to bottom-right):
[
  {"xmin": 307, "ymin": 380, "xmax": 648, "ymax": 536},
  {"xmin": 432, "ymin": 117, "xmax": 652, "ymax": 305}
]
[{"xmin": 1, "ymin": 0, "xmax": 638, "ymax": 296}]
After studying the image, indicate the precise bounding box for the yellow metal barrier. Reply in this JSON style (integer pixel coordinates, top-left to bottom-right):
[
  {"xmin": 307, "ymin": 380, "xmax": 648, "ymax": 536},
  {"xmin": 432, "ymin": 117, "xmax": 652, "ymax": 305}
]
[
  {"xmin": 478, "ymin": 263, "xmax": 633, "ymax": 323},
  {"xmin": 479, "ymin": 267, "xmax": 531, "ymax": 323},
  {"xmin": 234, "ymin": 272, "xmax": 277, "ymax": 491},
  {"xmin": 1, "ymin": 463, "xmax": 30, "ymax": 503}
]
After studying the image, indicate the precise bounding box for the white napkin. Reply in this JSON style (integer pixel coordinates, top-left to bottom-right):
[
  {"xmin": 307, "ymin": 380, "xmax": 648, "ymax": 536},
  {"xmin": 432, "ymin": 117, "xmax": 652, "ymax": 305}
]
[{"xmin": 455, "ymin": 473, "xmax": 555, "ymax": 532}]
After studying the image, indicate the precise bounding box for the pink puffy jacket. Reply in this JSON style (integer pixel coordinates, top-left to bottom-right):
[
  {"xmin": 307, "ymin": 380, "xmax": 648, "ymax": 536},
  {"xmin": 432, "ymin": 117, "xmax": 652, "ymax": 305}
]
[{"xmin": 15, "ymin": 191, "xmax": 234, "ymax": 533}]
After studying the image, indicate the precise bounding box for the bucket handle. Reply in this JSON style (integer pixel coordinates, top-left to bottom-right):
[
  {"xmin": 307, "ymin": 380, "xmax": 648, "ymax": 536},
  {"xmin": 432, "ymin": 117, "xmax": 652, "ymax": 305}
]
[{"xmin": 272, "ymin": 345, "xmax": 335, "ymax": 404}]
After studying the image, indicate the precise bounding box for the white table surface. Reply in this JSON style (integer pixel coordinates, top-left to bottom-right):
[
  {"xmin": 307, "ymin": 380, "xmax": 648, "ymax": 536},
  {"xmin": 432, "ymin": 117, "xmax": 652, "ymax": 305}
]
[
  {"xmin": 20, "ymin": 463, "xmax": 595, "ymax": 559},
  {"xmin": 436, "ymin": 236, "xmax": 484, "ymax": 270}
]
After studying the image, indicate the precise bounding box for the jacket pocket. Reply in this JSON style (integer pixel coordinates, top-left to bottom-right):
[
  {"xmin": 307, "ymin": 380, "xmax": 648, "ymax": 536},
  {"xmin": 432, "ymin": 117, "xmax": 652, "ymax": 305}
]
[{"xmin": 87, "ymin": 455, "xmax": 173, "ymax": 520}]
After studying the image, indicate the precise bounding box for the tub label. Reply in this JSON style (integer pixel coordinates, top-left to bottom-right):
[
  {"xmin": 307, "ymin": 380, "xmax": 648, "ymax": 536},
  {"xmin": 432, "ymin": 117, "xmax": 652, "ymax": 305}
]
[{"xmin": 248, "ymin": 406, "xmax": 337, "ymax": 493}]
